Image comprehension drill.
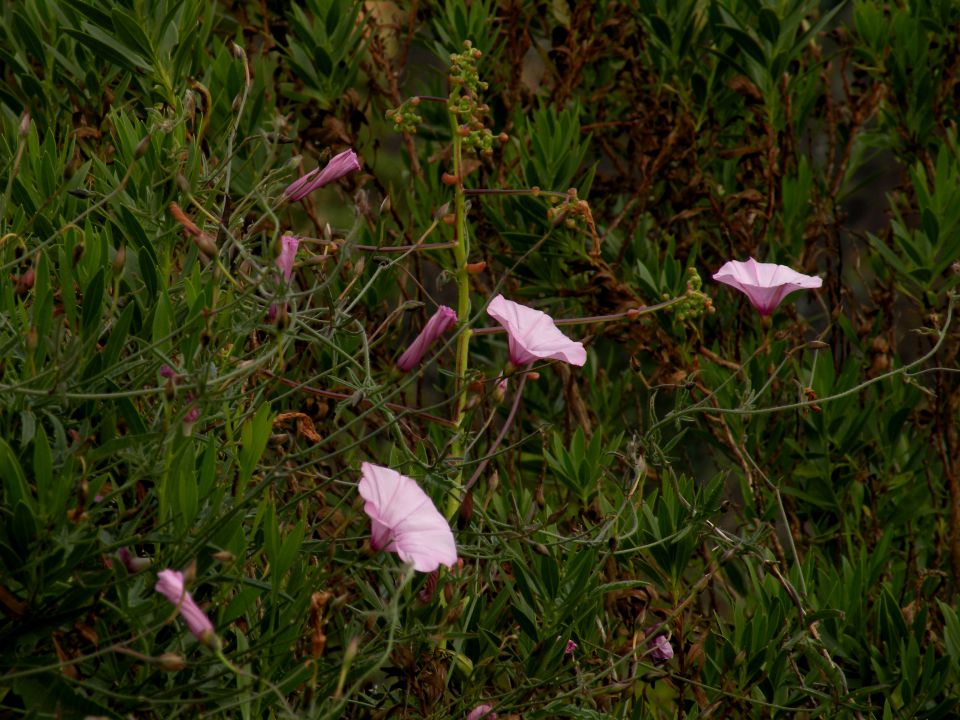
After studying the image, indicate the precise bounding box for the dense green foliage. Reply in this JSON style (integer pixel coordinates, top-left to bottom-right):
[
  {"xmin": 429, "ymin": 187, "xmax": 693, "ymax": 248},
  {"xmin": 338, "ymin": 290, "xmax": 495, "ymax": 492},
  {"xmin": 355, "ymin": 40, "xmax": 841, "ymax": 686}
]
[{"xmin": 2, "ymin": 1, "xmax": 960, "ymax": 717}]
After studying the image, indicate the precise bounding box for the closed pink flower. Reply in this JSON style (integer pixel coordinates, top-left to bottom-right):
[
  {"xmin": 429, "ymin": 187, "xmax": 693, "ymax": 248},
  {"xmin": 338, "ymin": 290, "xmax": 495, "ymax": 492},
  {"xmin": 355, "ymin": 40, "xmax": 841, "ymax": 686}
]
[
  {"xmin": 467, "ymin": 705, "xmax": 497, "ymax": 720},
  {"xmin": 712, "ymin": 257, "xmax": 822, "ymax": 316},
  {"xmin": 486, "ymin": 295, "xmax": 586, "ymax": 367},
  {"xmin": 155, "ymin": 569, "xmax": 215, "ymax": 643},
  {"xmin": 117, "ymin": 547, "xmax": 151, "ymax": 574},
  {"xmin": 396, "ymin": 306, "xmax": 457, "ymax": 371},
  {"xmin": 284, "ymin": 149, "xmax": 360, "ymax": 201},
  {"xmin": 358, "ymin": 463, "xmax": 457, "ymax": 573},
  {"xmin": 276, "ymin": 235, "xmax": 300, "ymax": 282},
  {"xmin": 650, "ymin": 634, "xmax": 674, "ymax": 661}
]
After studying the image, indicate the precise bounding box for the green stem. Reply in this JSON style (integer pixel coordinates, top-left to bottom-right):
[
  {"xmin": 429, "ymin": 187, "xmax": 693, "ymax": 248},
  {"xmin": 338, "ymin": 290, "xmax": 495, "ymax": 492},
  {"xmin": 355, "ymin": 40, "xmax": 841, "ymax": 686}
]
[{"xmin": 448, "ymin": 116, "xmax": 471, "ymax": 518}]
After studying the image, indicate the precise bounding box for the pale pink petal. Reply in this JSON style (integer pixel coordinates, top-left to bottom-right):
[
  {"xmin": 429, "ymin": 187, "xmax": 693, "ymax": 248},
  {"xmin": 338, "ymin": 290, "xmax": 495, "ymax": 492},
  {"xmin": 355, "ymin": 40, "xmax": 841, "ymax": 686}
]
[
  {"xmin": 486, "ymin": 295, "xmax": 586, "ymax": 367},
  {"xmin": 155, "ymin": 569, "xmax": 215, "ymax": 642},
  {"xmin": 284, "ymin": 149, "xmax": 361, "ymax": 201},
  {"xmin": 467, "ymin": 705, "xmax": 497, "ymax": 720},
  {"xmin": 712, "ymin": 257, "xmax": 822, "ymax": 315},
  {"xmin": 396, "ymin": 306, "xmax": 457, "ymax": 371},
  {"xmin": 276, "ymin": 235, "xmax": 300, "ymax": 282},
  {"xmin": 358, "ymin": 463, "xmax": 457, "ymax": 573}
]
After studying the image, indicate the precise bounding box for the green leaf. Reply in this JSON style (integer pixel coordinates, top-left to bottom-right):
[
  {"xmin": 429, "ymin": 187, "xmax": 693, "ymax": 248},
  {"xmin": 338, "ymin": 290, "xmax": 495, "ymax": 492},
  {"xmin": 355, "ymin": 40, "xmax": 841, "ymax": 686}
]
[
  {"xmin": 239, "ymin": 403, "xmax": 273, "ymax": 483},
  {"xmin": 81, "ymin": 268, "xmax": 104, "ymax": 337},
  {"xmin": 111, "ymin": 8, "xmax": 155, "ymax": 61},
  {"xmin": 757, "ymin": 8, "xmax": 780, "ymax": 44},
  {"xmin": 938, "ymin": 599, "xmax": 960, "ymax": 664},
  {"xmin": 0, "ymin": 438, "xmax": 33, "ymax": 513},
  {"xmin": 64, "ymin": 23, "xmax": 153, "ymax": 73},
  {"xmin": 33, "ymin": 425, "xmax": 53, "ymax": 513}
]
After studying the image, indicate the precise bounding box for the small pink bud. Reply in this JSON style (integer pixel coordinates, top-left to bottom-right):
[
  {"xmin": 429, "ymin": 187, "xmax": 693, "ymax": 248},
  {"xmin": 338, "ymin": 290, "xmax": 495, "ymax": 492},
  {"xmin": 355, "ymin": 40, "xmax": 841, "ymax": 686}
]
[
  {"xmin": 276, "ymin": 235, "xmax": 300, "ymax": 283},
  {"xmin": 157, "ymin": 652, "xmax": 186, "ymax": 672}
]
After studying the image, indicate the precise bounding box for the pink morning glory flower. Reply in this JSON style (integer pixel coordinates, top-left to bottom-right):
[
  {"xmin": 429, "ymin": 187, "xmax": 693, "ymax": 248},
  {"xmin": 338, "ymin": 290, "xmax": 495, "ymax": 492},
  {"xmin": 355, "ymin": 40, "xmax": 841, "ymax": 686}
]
[
  {"xmin": 712, "ymin": 257, "xmax": 822, "ymax": 316},
  {"xmin": 358, "ymin": 462, "xmax": 457, "ymax": 573},
  {"xmin": 276, "ymin": 235, "xmax": 300, "ymax": 282},
  {"xmin": 486, "ymin": 295, "xmax": 586, "ymax": 367},
  {"xmin": 467, "ymin": 705, "xmax": 497, "ymax": 720},
  {"xmin": 284, "ymin": 149, "xmax": 361, "ymax": 202},
  {"xmin": 155, "ymin": 569, "xmax": 215, "ymax": 643},
  {"xmin": 396, "ymin": 306, "xmax": 457, "ymax": 372}
]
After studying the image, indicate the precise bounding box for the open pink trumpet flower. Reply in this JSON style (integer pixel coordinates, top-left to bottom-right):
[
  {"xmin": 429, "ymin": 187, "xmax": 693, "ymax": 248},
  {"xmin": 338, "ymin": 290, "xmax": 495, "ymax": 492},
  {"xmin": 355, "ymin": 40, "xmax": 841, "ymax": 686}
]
[
  {"xmin": 712, "ymin": 257, "xmax": 822, "ymax": 316},
  {"xmin": 358, "ymin": 462, "xmax": 457, "ymax": 573},
  {"xmin": 283, "ymin": 148, "xmax": 360, "ymax": 202},
  {"xmin": 155, "ymin": 569, "xmax": 215, "ymax": 643},
  {"xmin": 396, "ymin": 306, "xmax": 457, "ymax": 371},
  {"xmin": 276, "ymin": 235, "xmax": 300, "ymax": 282},
  {"xmin": 486, "ymin": 295, "xmax": 586, "ymax": 367}
]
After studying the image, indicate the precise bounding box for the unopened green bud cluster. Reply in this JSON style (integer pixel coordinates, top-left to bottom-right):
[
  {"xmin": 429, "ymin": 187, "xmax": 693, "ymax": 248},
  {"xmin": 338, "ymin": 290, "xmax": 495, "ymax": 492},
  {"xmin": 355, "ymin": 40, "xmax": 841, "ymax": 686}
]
[
  {"xmin": 669, "ymin": 268, "xmax": 714, "ymax": 321},
  {"xmin": 386, "ymin": 96, "xmax": 422, "ymax": 134},
  {"xmin": 449, "ymin": 41, "xmax": 500, "ymax": 155}
]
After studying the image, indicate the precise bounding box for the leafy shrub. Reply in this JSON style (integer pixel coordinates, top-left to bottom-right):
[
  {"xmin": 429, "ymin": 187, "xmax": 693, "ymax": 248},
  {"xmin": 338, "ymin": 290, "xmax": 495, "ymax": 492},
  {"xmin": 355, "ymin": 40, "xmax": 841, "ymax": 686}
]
[{"xmin": 1, "ymin": 1, "xmax": 959, "ymax": 718}]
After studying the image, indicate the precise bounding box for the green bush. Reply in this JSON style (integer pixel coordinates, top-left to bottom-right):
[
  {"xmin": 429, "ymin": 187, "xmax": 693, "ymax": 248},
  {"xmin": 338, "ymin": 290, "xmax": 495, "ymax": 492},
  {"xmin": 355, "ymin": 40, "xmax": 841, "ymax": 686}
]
[{"xmin": 1, "ymin": 1, "xmax": 959, "ymax": 718}]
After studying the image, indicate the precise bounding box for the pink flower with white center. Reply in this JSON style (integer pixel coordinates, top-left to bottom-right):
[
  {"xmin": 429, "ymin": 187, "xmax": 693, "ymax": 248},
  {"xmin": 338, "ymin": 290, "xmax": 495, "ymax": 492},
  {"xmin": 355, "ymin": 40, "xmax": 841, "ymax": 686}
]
[
  {"xmin": 358, "ymin": 463, "xmax": 457, "ymax": 573},
  {"xmin": 712, "ymin": 257, "xmax": 822, "ymax": 316},
  {"xmin": 396, "ymin": 306, "xmax": 457, "ymax": 372},
  {"xmin": 486, "ymin": 295, "xmax": 586, "ymax": 367},
  {"xmin": 284, "ymin": 149, "xmax": 361, "ymax": 202},
  {"xmin": 155, "ymin": 569, "xmax": 215, "ymax": 643},
  {"xmin": 467, "ymin": 705, "xmax": 497, "ymax": 720},
  {"xmin": 276, "ymin": 235, "xmax": 300, "ymax": 283}
]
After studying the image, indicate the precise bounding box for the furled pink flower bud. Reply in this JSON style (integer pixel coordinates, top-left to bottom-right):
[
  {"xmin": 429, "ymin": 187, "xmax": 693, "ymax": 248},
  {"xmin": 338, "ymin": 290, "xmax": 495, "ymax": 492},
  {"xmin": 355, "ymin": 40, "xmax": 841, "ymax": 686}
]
[
  {"xmin": 396, "ymin": 306, "xmax": 457, "ymax": 372},
  {"xmin": 160, "ymin": 364, "xmax": 176, "ymax": 379},
  {"xmin": 284, "ymin": 149, "xmax": 361, "ymax": 202},
  {"xmin": 276, "ymin": 235, "xmax": 300, "ymax": 282},
  {"xmin": 155, "ymin": 569, "xmax": 215, "ymax": 644},
  {"xmin": 564, "ymin": 639, "xmax": 578, "ymax": 654}
]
